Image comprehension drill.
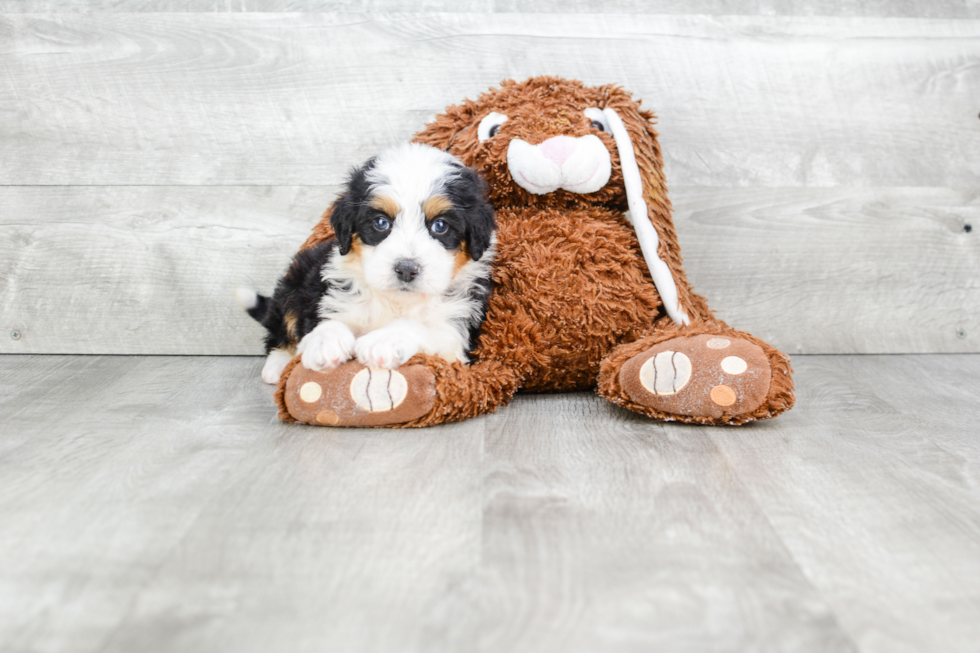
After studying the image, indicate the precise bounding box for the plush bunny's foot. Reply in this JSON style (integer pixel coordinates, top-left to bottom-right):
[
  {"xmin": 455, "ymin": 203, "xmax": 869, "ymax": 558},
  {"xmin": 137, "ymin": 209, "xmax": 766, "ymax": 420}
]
[
  {"xmin": 281, "ymin": 360, "xmax": 435, "ymax": 427},
  {"xmin": 618, "ymin": 334, "xmax": 772, "ymax": 421}
]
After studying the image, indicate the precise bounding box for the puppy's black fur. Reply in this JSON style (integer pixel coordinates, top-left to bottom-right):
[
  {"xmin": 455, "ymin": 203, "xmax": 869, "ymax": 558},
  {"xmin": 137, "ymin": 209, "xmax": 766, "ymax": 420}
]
[{"xmin": 245, "ymin": 240, "xmax": 336, "ymax": 355}]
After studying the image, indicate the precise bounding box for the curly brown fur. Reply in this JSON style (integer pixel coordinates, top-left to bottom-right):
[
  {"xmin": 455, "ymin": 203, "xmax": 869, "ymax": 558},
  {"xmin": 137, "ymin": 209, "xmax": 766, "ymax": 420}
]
[
  {"xmin": 274, "ymin": 355, "xmax": 302, "ymax": 423},
  {"xmin": 397, "ymin": 354, "xmax": 525, "ymax": 427}
]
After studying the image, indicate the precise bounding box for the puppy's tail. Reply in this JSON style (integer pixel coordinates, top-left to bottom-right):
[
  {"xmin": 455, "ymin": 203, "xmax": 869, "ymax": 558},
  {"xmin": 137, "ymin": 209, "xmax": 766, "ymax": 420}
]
[{"xmin": 235, "ymin": 287, "xmax": 270, "ymax": 323}]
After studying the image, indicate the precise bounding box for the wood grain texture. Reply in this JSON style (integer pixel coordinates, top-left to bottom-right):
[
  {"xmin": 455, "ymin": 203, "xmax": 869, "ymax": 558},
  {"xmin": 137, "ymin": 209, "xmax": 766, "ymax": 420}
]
[
  {"xmin": 0, "ymin": 185, "xmax": 334, "ymax": 355},
  {"xmin": 675, "ymin": 186, "xmax": 980, "ymax": 355},
  {"xmin": 452, "ymin": 393, "xmax": 855, "ymax": 652},
  {"xmin": 2, "ymin": 0, "xmax": 978, "ymax": 16},
  {"xmin": 707, "ymin": 354, "xmax": 980, "ymax": 653},
  {"xmin": 1, "ymin": 352, "xmax": 979, "ymax": 651},
  {"xmin": 2, "ymin": 185, "xmax": 977, "ymax": 355},
  {"xmin": 0, "ymin": 354, "xmax": 486, "ymax": 653},
  {"xmin": 2, "ymin": 13, "xmax": 979, "ymax": 187}
]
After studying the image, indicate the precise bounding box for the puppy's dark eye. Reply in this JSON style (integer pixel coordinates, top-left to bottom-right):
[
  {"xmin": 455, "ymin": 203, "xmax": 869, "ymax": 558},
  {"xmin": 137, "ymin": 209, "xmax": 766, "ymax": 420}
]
[
  {"xmin": 430, "ymin": 219, "xmax": 448, "ymax": 234},
  {"xmin": 373, "ymin": 217, "xmax": 390, "ymax": 231},
  {"xmin": 590, "ymin": 120, "xmax": 605, "ymax": 132},
  {"xmin": 488, "ymin": 124, "xmax": 501, "ymax": 138}
]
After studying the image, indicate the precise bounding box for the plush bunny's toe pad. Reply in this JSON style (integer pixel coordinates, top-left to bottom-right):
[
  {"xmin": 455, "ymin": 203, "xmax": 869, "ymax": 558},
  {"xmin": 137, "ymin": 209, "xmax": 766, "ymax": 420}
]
[
  {"xmin": 283, "ymin": 361, "xmax": 435, "ymax": 427},
  {"xmin": 619, "ymin": 334, "xmax": 771, "ymax": 420}
]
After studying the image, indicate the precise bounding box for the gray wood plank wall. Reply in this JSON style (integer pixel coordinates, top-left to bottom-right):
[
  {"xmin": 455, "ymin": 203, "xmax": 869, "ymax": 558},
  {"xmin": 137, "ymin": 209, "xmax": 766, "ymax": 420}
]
[{"xmin": 2, "ymin": 9, "xmax": 978, "ymax": 355}]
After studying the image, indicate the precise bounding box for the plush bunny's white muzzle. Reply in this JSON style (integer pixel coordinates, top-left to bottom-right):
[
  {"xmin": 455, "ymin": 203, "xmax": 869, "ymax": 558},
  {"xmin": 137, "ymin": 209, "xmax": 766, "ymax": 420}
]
[{"xmin": 507, "ymin": 134, "xmax": 612, "ymax": 195}]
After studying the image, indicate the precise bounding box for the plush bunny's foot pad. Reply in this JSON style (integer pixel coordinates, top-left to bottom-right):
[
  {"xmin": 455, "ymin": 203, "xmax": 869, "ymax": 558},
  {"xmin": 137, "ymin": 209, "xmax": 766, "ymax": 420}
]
[
  {"xmin": 619, "ymin": 334, "xmax": 771, "ymax": 420},
  {"xmin": 282, "ymin": 361, "xmax": 435, "ymax": 427}
]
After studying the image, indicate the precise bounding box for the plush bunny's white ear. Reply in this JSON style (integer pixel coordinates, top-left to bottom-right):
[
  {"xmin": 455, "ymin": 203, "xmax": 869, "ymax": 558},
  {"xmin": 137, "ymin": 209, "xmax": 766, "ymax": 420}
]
[{"xmin": 599, "ymin": 107, "xmax": 690, "ymax": 326}]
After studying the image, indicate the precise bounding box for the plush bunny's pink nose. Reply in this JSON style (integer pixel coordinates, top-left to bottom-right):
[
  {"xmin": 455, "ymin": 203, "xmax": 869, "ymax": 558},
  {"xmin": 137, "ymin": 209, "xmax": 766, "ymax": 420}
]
[{"xmin": 538, "ymin": 136, "xmax": 576, "ymax": 165}]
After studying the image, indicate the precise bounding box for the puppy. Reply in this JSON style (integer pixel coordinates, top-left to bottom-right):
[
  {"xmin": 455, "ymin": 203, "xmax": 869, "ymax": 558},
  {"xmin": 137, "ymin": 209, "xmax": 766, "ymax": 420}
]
[{"xmin": 237, "ymin": 143, "xmax": 496, "ymax": 384}]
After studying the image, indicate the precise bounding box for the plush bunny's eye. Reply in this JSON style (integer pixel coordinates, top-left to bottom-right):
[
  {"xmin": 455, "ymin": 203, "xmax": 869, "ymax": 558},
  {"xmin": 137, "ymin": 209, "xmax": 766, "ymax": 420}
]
[
  {"xmin": 583, "ymin": 108, "xmax": 610, "ymax": 134},
  {"xmin": 478, "ymin": 112, "xmax": 509, "ymax": 142}
]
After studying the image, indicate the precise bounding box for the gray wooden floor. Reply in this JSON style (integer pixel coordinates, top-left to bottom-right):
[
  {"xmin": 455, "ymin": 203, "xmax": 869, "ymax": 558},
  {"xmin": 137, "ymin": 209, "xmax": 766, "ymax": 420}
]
[{"xmin": 2, "ymin": 353, "xmax": 978, "ymax": 653}]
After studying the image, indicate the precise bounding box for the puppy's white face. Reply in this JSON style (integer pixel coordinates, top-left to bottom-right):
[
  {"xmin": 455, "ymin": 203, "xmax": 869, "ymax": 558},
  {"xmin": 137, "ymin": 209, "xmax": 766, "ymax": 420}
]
[
  {"xmin": 361, "ymin": 148, "xmax": 460, "ymax": 295},
  {"xmin": 359, "ymin": 201, "xmax": 454, "ymax": 295},
  {"xmin": 331, "ymin": 143, "xmax": 494, "ymax": 297}
]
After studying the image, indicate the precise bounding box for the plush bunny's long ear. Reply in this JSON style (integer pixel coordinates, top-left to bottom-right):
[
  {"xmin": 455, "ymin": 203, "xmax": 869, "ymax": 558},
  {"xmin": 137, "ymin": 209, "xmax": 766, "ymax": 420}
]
[{"xmin": 601, "ymin": 108, "xmax": 690, "ymax": 326}]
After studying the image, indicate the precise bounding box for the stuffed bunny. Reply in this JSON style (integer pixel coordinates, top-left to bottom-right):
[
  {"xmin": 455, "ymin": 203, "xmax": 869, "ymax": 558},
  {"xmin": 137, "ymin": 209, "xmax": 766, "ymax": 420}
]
[{"xmin": 276, "ymin": 76, "xmax": 794, "ymax": 427}]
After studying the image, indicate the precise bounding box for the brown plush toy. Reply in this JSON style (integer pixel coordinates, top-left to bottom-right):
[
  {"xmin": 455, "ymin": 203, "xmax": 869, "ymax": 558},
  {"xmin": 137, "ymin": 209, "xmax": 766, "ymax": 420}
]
[{"xmin": 276, "ymin": 76, "xmax": 794, "ymax": 427}]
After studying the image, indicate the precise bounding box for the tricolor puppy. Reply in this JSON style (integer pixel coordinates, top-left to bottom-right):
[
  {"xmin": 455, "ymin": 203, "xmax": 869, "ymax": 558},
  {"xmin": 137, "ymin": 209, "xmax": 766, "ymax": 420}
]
[{"xmin": 238, "ymin": 143, "xmax": 496, "ymax": 384}]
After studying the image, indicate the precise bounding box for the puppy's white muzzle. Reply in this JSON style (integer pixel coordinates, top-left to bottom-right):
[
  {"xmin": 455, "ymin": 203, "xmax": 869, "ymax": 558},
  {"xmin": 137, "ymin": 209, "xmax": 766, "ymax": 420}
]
[{"xmin": 507, "ymin": 134, "xmax": 612, "ymax": 195}]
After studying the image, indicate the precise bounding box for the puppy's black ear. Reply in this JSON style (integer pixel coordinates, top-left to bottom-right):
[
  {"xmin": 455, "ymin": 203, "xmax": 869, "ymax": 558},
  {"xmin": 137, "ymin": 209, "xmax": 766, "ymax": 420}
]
[
  {"xmin": 329, "ymin": 193, "xmax": 356, "ymax": 256},
  {"xmin": 462, "ymin": 168, "xmax": 496, "ymax": 261},
  {"xmin": 467, "ymin": 199, "xmax": 495, "ymax": 261},
  {"xmin": 330, "ymin": 161, "xmax": 372, "ymax": 255}
]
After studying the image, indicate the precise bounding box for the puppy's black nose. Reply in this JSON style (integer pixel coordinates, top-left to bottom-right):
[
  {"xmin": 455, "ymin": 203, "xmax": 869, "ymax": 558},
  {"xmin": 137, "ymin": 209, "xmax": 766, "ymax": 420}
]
[{"xmin": 394, "ymin": 259, "xmax": 421, "ymax": 283}]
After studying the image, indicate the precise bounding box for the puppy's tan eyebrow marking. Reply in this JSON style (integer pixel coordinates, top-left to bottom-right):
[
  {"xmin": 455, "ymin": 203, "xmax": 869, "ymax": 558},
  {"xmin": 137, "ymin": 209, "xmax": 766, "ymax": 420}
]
[
  {"xmin": 370, "ymin": 195, "xmax": 400, "ymax": 218},
  {"xmin": 422, "ymin": 195, "xmax": 453, "ymax": 219}
]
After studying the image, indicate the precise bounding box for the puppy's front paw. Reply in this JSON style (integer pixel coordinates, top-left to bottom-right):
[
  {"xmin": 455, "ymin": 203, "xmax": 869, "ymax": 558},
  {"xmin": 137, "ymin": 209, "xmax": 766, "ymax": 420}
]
[
  {"xmin": 298, "ymin": 321, "xmax": 356, "ymax": 371},
  {"xmin": 354, "ymin": 329, "xmax": 420, "ymax": 369}
]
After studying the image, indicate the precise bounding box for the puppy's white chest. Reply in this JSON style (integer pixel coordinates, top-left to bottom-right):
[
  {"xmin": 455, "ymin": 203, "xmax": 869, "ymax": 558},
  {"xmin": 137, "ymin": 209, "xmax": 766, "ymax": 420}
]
[{"xmin": 332, "ymin": 290, "xmax": 442, "ymax": 337}]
